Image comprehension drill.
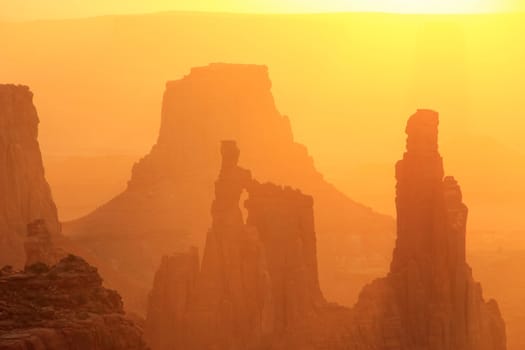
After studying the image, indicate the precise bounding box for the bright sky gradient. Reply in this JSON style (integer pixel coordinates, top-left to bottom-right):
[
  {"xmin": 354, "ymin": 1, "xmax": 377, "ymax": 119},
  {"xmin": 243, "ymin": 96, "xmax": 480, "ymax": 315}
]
[{"xmin": 0, "ymin": 0, "xmax": 522, "ymax": 20}]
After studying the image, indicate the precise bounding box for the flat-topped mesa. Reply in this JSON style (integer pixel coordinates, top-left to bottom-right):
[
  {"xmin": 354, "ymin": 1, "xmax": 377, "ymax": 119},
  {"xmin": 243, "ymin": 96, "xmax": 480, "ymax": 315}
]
[
  {"xmin": 130, "ymin": 64, "xmax": 280, "ymax": 190},
  {"xmin": 0, "ymin": 84, "xmax": 60, "ymax": 268}
]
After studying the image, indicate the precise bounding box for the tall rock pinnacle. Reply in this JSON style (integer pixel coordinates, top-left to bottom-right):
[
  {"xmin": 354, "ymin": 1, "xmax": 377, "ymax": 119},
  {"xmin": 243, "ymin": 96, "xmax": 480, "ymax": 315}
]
[
  {"xmin": 145, "ymin": 141, "xmax": 350, "ymax": 350},
  {"xmin": 353, "ymin": 109, "xmax": 506, "ymax": 350},
  {"xmin": 392, "ymin": 109, "xmax": 449, "ymax": 272}
]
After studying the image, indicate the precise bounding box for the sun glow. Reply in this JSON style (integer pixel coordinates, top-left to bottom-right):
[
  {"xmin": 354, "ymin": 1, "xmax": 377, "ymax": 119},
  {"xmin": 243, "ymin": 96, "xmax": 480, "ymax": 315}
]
[
  {"xmin": 0, "ymin": 0, "xmax": 515, "ymax": 21},
  {"xmin": 270, "ymin": 0, "xmax": 502, "ymax": 14}
]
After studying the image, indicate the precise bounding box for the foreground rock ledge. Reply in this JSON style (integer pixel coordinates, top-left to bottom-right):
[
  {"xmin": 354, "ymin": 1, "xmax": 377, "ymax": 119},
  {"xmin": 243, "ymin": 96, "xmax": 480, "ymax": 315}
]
[{"xmin": 0, "ymin": 255, "xmax": 149, "ymax": 350}]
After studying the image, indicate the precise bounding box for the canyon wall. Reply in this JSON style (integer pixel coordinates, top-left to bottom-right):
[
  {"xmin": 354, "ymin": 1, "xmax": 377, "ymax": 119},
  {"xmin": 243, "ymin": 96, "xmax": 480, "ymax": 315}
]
[
  {"xmin": 0, "ymin": 85, "xmax": 60, "ymax": 268},
  {"xmin": 65, "ymin": 64, "xmax": 394, "ymax": 312}
]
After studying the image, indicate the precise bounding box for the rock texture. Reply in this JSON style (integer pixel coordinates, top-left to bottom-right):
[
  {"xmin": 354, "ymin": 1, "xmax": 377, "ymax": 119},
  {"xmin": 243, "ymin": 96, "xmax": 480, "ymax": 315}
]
[
  {"xmin": 65, "ymin": 64, "xmax": 394, "ymax": 313},
  {"xmin": 24, "ymin": 219, "xmax": 66, "ymax": 267},
  {"xmin": 0, "ymin": 85, "xmax": 60, "ymax": 268},
  {"xmin": 0, "ymin": 255, "xmax": 149, "ymax": 350},
  {"xmin": 145, "ymin": 141, "xmax": 351, "ymax": 350},
  {"xmin": 351, "ymin": 110, "xmax": 506, "ymax": 350}
]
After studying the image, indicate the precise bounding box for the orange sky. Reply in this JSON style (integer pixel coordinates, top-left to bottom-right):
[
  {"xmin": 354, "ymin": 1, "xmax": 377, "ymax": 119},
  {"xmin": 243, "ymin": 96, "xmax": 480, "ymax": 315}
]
[{"xmin": 0, "ymin": 0, "xmax": 521, "ymax": 20}]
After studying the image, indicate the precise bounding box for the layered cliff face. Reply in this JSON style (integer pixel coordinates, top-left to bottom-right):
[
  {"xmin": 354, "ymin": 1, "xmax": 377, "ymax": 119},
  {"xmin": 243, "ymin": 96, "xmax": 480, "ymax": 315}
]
[
  {"xmin": 352, "ymin": 110, "xmax": 506, "ymax": 350},
  {"xmin": 145, "ymin": 141, "xmax": 351, "ymax": 350},
  {"xmin": 0, "ymin": 254, "xmax": 149, "ymax": 350},
  {"xmin": 65, "ymin": 63, "xmax": 394, "ymax": 312},
  {"xmin": 0, "ymin": 85, "xmax": 60, "ymax": 268}
]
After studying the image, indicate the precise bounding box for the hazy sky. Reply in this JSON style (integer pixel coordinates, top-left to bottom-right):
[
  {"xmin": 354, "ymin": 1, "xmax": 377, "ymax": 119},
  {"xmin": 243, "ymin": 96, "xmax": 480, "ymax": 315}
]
[{"xmin": 1, "ymin": 0, "xmax": 521, "ymax": 21}]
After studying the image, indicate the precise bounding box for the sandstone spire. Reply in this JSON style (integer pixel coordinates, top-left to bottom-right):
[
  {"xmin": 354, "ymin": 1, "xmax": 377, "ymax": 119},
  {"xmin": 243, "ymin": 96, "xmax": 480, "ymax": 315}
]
[
  {"xmin": 145, "ymin": 141, "xmax": 349, "ymax": 350},
  {"xmin": 353, "ymin": 109, "xmax": 506, "ymax": 350}
]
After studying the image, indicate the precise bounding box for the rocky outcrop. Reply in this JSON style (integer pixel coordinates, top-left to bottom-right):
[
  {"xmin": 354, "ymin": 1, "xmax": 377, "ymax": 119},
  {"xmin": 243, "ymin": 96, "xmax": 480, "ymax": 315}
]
[
  {"xmin": 145, "ymin": 141, "xmax": 351, "ymax": 350},
  {"xmin": 351, "ymin": 110, "xmax": 506, "ymax": 350},
  {"xmin": 24, "ymin": 219, "xmax": 66, "ymax": 267},
  {"xmin": 65, "ymin": 64, "xmax": 394, "ymax": 313},
  {"xmin": 0, "ymin": 85, "xmax": 60, "ymax": 268},
  {"xmin": 0, "ymin": 255, "xmax": 149, "ymax": 350}
]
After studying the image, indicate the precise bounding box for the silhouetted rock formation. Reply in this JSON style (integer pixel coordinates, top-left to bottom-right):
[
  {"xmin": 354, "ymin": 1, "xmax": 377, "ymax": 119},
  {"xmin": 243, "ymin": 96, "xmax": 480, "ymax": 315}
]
[
  {"xmin": 145, "ymin": 141, "xmax": 350, "ymax": 350},
  {"xmin": 0, "ymin": 255, "xmax": 149, "ymax": 350},
  {"xmin": 147, "ymin": 114, "xmax": 505, "ymax": 350},
  {"xmin": 352, "ymin": 110, "xmax": 506, "ymax": 350},
  {"xmin": 65, "ymin": 63, "xmax": 394, "ymax": 313},
  {"xmin": 185, "ymin": 140, "xmax": 274, "ymax": 349},
  {"xmin": 0, "ymin": 85, "xmax": 60, "ymax": 268},
  {"xmin": 24, "ymin": 219, "xmax": 66, "ymax": 267}
]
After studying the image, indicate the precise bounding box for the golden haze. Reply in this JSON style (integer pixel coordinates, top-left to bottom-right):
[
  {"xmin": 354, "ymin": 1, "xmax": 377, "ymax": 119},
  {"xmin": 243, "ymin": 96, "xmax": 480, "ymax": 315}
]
[
  {"xmin": 0, "ymin": 0, "xmax": 521, "ymax": 20},
  {"xmin": 2, "ymin": 6, "xmax": 525, "ymax": 350}
]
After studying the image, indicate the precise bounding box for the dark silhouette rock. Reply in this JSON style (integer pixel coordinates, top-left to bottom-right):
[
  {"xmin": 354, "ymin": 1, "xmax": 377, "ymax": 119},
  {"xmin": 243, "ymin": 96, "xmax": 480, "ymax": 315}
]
[
  {"xmin": 0, "ymin": 255, "xmax": 149, "ymax": 350},
  {"xmin": 65, "ymin": 63, "xmax": 394, "ymax": 313},
  {"xmin": 352, "ymin": 110, "xmax": 506, "ymax": 350},
  {"xmin": 0, "ymin": 85, "xmax": 60, "ymax": 268}
]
